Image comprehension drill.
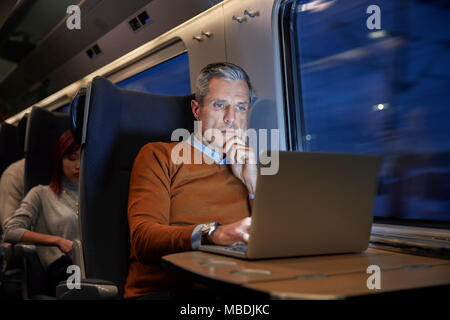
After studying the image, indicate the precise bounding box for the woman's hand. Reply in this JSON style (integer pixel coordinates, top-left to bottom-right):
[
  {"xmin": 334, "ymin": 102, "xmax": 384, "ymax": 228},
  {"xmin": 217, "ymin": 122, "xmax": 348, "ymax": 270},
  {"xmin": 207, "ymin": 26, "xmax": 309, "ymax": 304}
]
[{"xmin": 56, "ymin": 237, "xmax": 74, "ymax": 259}]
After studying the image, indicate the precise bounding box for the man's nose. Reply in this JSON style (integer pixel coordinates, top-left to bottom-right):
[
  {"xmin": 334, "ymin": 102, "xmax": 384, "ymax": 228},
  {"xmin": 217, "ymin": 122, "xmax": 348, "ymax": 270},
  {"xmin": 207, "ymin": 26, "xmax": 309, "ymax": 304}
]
[
  {"xmin": 75, "ymin": 159, "xmax": 80, "ymax": 170},
  {"xmin": 223, "ymin": 106, "xmax": 235, "ymax": 125}
]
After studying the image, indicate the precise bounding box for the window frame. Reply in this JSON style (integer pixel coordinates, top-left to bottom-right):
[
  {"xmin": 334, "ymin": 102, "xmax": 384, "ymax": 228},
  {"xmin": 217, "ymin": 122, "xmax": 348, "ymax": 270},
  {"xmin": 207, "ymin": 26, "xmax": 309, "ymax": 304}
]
[{"xmin": 278, "ymin": 0, "xmax": 305, "ymax": 152}]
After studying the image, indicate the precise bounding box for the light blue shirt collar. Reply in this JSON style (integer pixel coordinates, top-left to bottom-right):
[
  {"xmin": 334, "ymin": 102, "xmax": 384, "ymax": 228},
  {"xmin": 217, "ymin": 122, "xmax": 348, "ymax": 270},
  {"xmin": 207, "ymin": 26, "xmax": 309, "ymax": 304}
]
[
  {"xmin": 62, "ymin": 176, "xmax": 79, "ymax": 192},
  {"xmin": 189, "ymin": 134, "xmax": 227, "ymax": 165}
]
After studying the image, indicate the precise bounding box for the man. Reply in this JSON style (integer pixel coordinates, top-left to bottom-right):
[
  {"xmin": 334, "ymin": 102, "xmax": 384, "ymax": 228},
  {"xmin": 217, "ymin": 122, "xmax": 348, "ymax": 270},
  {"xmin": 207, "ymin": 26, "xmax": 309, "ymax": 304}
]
[
  {"xmin": 0, "ymin": 114, "xmax": 27, "ymax": 227},
  {"xmin": 0, "ymin": 158, "xmax": 25, "ymax": 290},
  {"xmin": 0, "ymin": 158, "xmax": 25, "ymax": 227},
  {"xmin": 124, "ymin": 63, "xmax": 257, "ymax": 299}
]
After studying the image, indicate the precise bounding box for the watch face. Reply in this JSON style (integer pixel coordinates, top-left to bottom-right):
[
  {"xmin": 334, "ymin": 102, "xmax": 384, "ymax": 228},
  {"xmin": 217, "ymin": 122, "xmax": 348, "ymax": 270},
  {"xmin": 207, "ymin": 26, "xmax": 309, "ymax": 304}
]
[
  {"xmin": 201, "ymin": 223, "xmax": 212, "ymax": 233},
  {"xmin": 201, "ymin": 222, "xmax": 215, "ymax": 234}
]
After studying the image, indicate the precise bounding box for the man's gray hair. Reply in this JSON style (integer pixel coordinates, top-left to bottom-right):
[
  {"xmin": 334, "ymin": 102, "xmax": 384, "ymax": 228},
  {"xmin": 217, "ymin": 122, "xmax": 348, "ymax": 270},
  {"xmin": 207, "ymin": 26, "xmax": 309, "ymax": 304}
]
[{"xmin": 195, "ymin": 62, "xmax": 257, "ymax": 106}]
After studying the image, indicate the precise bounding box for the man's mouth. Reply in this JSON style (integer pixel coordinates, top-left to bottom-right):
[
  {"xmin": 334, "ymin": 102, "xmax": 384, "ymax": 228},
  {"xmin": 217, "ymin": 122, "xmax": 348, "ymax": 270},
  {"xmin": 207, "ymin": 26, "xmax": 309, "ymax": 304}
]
[{"xmin": 221, "ymin": 129, "xmax": 236, "ymax": 135}]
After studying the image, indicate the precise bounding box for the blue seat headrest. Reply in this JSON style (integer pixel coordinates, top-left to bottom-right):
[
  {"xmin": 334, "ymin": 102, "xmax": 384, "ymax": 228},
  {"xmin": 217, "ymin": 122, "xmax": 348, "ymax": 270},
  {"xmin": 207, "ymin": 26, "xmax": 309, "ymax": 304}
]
[
  {"xmin": 24, "ymin": 107, "xmax": 71, "ymax": 193},
  {"xmin": 70, "ymin": 88, "xmax": 87, "ymax": 145}
]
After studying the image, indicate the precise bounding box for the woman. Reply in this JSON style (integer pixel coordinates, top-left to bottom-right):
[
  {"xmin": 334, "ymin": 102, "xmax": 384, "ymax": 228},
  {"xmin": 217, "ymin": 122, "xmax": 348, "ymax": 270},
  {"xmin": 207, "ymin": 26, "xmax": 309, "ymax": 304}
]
[{"xmin": 3, "ymin": 130, "xmax": 80, "ymax": 295}]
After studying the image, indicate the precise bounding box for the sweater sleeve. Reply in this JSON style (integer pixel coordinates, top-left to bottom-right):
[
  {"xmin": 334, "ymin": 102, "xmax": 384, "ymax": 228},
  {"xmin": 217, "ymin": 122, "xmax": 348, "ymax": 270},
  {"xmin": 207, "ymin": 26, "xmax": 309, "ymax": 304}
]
[
  {"xmin": 0, "ymin": 159, "xmax": 25, "ymax": 226},
  {"xmin": 128, "ymin": 143, "xmax": 196, "ymax": 264},
  {"xmin": 3, "ymin": 186, "xmax": 42, "ymax": 243}
]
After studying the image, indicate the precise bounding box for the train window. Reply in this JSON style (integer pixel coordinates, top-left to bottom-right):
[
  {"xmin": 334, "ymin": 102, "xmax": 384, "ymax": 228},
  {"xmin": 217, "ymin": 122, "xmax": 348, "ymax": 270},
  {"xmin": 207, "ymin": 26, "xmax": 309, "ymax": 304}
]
[
  {"xmin": 283, "ymin": 0, "xmax": 450, "ymax": 226},
  {"xmin": 116, "ymin": 52, "xmax": 191, "ymax": 95}
]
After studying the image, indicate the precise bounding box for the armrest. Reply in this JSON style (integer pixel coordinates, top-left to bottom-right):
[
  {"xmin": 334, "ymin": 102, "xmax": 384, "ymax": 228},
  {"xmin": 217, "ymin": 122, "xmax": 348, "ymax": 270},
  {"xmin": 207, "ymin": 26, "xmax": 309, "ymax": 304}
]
[
  {"xmin": 56, "ymin": 278, "xmax": 119, "ymax": 300},
  {"xmin": 2, "ymin": 243, "xmax": 33, "ymax": 271},
  {"xmin": 71, "ymin": 239, "xmax": 85, "ymax": 278},
  {"xmin": 11, "ymin": 243, "xmax": 37, "ymax": 257},
  {"xmin": 8, "ymin": 243, "xmax": 44, "ymax": 300}
]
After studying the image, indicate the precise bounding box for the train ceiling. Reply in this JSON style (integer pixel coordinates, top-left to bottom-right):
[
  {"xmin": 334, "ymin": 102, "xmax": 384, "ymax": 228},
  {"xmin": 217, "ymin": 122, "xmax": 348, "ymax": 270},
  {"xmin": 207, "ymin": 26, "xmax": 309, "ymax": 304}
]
[{"xmin": 0, "ymin": 0, "xmax": 222, "ymax": 120}]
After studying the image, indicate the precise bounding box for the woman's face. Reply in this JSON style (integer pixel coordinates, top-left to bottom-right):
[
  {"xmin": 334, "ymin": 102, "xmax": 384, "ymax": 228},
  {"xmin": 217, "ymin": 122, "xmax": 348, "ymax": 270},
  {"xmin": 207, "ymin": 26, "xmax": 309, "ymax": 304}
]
[{"xmin": 62, "ymin": 148, "xmax": 80, "ymax": 183}]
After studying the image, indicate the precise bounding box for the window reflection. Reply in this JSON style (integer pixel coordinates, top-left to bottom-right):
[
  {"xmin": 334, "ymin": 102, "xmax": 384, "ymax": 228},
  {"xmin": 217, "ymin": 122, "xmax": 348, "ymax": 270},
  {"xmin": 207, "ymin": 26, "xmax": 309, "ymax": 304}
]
[
  {"xmin": 292, "ymin": 0, "xmax": 450, "ymax": 224},
  {"xmin": 116, "ymin": 52, "xmax": 191, "ymax": 96}
]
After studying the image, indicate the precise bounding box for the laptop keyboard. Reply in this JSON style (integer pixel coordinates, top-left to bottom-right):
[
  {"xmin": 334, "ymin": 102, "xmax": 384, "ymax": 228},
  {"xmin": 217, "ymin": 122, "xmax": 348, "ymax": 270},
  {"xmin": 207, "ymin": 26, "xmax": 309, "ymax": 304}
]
[{"xmin": 225, "ymin": 242, "xmax": 248, "ymax": 252}]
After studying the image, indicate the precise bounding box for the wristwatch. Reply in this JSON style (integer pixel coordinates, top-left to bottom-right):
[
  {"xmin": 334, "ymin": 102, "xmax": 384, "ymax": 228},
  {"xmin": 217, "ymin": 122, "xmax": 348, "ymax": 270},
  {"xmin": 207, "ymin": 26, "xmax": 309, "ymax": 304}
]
[{"xmin": 200, "ymin": 222, "xmax": 219, "ymax": 244}]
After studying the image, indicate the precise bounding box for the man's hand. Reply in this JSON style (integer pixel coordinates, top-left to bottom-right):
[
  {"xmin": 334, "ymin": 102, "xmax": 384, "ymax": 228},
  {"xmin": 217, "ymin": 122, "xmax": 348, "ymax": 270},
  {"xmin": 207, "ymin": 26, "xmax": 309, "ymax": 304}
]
[
  {"xmin": 223, "ymin": 133, "xmax": 257, "ymax": 194},
  {"xmin": 210, "ymin": 217, "xmax": 252, "ymax": 245}
]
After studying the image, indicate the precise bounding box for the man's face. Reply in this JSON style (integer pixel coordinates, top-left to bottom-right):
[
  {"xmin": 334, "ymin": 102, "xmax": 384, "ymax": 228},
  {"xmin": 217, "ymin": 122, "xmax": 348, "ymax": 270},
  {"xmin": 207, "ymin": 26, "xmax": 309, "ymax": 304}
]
[{"xmin": 191, "ymin": 77, "xmax": 250, "ymax": 148}]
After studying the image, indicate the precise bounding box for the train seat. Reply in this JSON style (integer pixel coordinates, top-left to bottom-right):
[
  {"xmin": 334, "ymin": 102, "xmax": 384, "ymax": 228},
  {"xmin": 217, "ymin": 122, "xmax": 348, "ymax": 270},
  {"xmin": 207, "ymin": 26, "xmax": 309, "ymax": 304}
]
[
  {"xmin": 69, "ymin": 87, "xmax": 87, "ymax": 145},
  {"xmin": 15, "ymin": 107, "xmax": 70, "ymax": 299},
  {"xmin": 57, "ymin": 76, "xmax": 194, "ymax": 299},
  {"xmin": 24, "ymin": 107, "xmax": 71, "ymax": 194},
  {"xmin": 0, "ymin": 121, "xmax": 24, "ymax": 177}
]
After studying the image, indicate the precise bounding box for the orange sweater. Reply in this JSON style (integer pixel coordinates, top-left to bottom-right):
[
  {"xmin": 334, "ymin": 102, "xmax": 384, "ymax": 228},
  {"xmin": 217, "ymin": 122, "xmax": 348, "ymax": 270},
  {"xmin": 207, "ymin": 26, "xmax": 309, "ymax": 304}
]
[{"xmin": 123, "ymin": 141, "xmax": 251, "ymax": 299}]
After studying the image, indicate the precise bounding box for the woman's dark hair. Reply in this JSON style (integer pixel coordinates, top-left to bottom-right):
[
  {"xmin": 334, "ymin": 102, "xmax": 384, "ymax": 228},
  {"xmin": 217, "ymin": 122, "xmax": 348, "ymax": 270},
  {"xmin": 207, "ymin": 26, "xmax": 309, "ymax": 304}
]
[{"xmin": 49, "ymin": 130, "xmax": 80, "ymax": 195}]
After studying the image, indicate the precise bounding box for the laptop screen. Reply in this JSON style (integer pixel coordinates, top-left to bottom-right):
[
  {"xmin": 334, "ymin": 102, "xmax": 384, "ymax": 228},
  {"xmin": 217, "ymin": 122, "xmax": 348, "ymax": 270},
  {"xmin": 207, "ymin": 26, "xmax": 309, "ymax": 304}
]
[{"xmin": 284, "ymin": 0, "xmax": 450, "ymax": 229}]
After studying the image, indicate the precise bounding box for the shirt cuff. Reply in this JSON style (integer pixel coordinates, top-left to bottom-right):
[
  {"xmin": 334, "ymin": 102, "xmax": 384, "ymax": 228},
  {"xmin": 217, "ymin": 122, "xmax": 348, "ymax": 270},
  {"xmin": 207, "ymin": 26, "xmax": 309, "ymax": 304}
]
[
  {"xmin": 191, "ymin": 224, "xmax": 205, "ymax": 250},
  {"xmin": 249, "ymin": 193, "xmax": 255, "ymax": 200}
]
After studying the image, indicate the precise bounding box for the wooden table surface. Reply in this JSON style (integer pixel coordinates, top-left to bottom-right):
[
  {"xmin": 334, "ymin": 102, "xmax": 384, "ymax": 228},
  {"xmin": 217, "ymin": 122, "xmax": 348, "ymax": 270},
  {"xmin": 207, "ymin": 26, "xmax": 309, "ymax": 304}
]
[{"xmin": 162, "ymin": 247, "xmax": 450, "ymax": 299}]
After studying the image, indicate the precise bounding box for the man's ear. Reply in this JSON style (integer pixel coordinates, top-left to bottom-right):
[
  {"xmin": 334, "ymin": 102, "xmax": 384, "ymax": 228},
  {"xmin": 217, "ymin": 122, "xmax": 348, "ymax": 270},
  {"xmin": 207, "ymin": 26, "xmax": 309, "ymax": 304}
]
[{"xmin": 191, "ymin": 99, "xmax": 200, "ymax": 120}]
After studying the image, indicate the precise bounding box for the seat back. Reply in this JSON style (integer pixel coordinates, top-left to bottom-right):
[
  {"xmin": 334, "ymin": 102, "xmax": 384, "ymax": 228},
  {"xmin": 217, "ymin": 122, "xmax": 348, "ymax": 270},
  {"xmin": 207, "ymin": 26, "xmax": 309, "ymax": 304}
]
[
  {"xmin": 1, "ymin": 109, "xmax": 70, "ymax": 299},
  {"xmin": 16, "ymin": 114, "xmax": 28, "ymax": 157},
  {"xmin": 70, "ymin": 88, "xmax": 86, "ymax": 145},
  {"xmin": 21, "ymin": 108, "xmax": 70, "ymax": 298},
  {"xmin": 0, "ymin": 123, "xmax": 24, "ymax": 176},
  {"xmin": 79, "ymin": 76, "xmax": 194, "ymax": 296},
  {"xmin": 24, "ymin": 107, "xmax": 70, "ymax": 193}
]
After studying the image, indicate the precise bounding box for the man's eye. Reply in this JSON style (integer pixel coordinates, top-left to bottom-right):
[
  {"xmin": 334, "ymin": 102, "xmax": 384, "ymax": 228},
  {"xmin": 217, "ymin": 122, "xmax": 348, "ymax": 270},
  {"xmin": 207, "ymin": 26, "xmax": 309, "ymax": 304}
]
[
  {"xmin": 236, "ymin": 105, "xmax": 248, "ymax": 111},
  {"xmin": 214, "ymin": 103, "xmax": 224, "ymax": 109}
]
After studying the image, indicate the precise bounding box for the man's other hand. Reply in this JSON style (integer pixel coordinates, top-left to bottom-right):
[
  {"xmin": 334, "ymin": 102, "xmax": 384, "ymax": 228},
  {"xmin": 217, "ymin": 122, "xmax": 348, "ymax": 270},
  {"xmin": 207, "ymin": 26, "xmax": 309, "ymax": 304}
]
[{"xmin": 223, "ymin": 134, "xmax": 257, "ymax": 195}]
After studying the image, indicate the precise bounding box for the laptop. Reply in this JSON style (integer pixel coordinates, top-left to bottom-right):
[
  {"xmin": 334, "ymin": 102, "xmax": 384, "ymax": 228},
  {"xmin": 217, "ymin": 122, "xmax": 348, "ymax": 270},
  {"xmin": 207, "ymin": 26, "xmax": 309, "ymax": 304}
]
[{"xmin": 200, "ymin": 151, "xmax": 382, "ymax": 259}]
